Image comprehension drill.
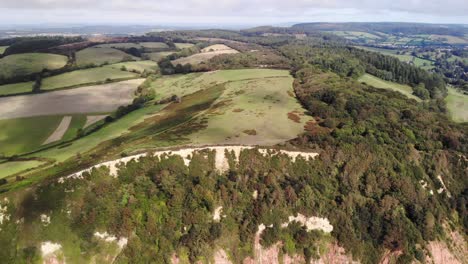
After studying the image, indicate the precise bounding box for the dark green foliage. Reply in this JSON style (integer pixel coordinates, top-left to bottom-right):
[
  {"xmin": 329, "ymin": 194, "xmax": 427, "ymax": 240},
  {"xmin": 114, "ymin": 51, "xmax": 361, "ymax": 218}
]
[{"xmin": 3, "ymin": 36, "xmax": 84, "ymax": 55}]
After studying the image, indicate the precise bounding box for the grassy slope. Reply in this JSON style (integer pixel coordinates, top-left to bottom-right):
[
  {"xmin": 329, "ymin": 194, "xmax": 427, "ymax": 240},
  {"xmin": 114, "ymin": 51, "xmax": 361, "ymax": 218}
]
[
  {"xmin": 0, "ymin": 53, "xmax": 68, "ymax": 79},
  {"xmin": 76, "ymin": 47, "xmax": 139, "ymax": 67},
  {"xmin": 175, "ymin": 43, "xmax": 195, "ymax": 49},
  {"xmin": 445, "ymin": 87, "xmax": 468, "ymax": 123},
  {"xmin": 0, "ymin": 116, "xmax": 63, "ymax": 156},
  {"xmin": 0, "ymin": 115, "xmax": 87, "ymax": 157},
  {"xmin": 149, "ymin": 69, "xmax": 310, "ymax": 146},
  {"xmin": 358, "ymin": 73, "xmax": 421, "ymax": 101},
  {"xmin": 0, "ymin": 81, "xmax": 34, "ymax": 96},
  {"xmin": 0, "ymin": 160, "xmax": 44, "ymax": 179},
  {"xmin": 144, "ymin": 52, "xmax": 174, "ymax": 61},
  {"xmin": 104, "ymin": 60, "xmax": 158, "ymax": 73},
  {"xmin": 0, "ymin": 46, "xmax": 8, "ymax": 54},
  {"xmin": 41, "ymin": 67, "xmax": 138, "ymax": 91}
]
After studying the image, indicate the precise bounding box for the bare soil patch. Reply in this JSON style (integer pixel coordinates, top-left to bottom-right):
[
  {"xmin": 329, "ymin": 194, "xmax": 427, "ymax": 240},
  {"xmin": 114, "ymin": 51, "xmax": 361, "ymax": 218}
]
[
  {"xmin": 0, "ymin": 79, "xmax": 144, "ymax": 119},
  {"xmin": 287, "ymin": 112, "xmax": 301, "ymax": 123},
  {"xmin": 84, "ymin": 115, "xmax": 107, "ymax": 128}
]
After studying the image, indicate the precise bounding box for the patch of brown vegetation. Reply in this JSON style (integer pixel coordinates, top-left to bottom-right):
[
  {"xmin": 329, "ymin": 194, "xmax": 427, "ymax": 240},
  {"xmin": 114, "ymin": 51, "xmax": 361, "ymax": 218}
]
[
  {"xmin": 243, "ymin": 129, "xmax": 257, "ymax": 136},
  {"xmin": 287, "ymin": 112, "xmax": 301, "ymax": 123},
  {"xmin": 232, "ymin": 108, "xmax": 244, "ymax": 113},
  {"xmin": 287, "ymin": 90, "xmax": 295, "ymax": 97}
]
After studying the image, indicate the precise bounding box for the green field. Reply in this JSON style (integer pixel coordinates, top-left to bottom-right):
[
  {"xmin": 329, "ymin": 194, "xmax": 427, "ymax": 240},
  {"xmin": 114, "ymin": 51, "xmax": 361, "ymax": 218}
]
[
  {"xmin": 0, "ymin": 160, "xmax": 45, "ymax": 179},
  {"xmin": 0, "ymin": 46, "xmax": 8, "ymax": 54},
  {"xmin": 41, "ymin": 67, "xmax": 139, "ymax": 91},
  {"xmin": 359, "ymin": 73, "xmax": 421, "ymax": 101},
  {"xmin": 149, "ymin": 69, "xmax": 310, "ymax": 146},
  {"xmin": 0, "ymin": 115, "xmax": 87, "ymax": 156},
  {"xmin": 445, "ymin": 87, "xmax": 468, "ymax": 123},
  {"xmin": 0, "ymin": 81, "xmax": 33, "ymax": 96},
  {"xmin": 356, "ymin": 46, "xmax": 434, "ymax": 69},
  {"xmin": 76, "ymin": 47, "xmax": 139, "ymax": 66},
  {"xmin": 175, "ymin": 43, "xmax": 195, "ymax": 49},
  {"xmin": 96, "ymin": 42, "xmax": 169, "ymax": 50},
  {"xmin": 105, "ymin": 60, "xmax": 158, "ymax": 73},
  {"xmin": 143, "ymin": 51, "xmax": 174, "ymax": 61},
  {"xmin": 0, "ymin": 53, "xmax": 68, "ymax": 79}
]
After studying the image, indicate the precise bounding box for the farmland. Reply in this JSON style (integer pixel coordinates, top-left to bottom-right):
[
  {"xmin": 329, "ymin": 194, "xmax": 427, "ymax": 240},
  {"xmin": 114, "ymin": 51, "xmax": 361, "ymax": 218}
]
[
  {"xmin": 358, "ymin": 73, "xmax": 421, "ymax": 101},
  {"xmin": 41, "ymin": 67, "xmax": 139, "ymax": 91},
  {"xmin": 445, "ymin": 87, "xmax": 468, "ymax": 122},
  {"xmin": 356, "ymin": 46, "xmax": 434, "ymax": 69},
  {"xmin": 76, "ymin": 47, "xmax": 139, "ymax": 66},
  {"xmin": 0, "ymin": 81, "xmax": 34, "ymax": 96},
  {"xmin": 0, "ymin": 160, "xmax": 44, "ymax": 179},
  {"xmin": 172, "ymin": 44, "xmax": 239, "ymax": 65},
  {"xmin": 0, "ymin": 46, "xmax": 8, "ymax": 54},
  {"xmin": 0, "ymin": 53, "xmax": 68, "ymax": 79},
  {"xmin": 0, "ymin": 79, "xmax": 144, "ymax": 119},
  {"xmin": 105, "ymin": 60, "xmax": 158, "ymax": 73},
  {"xmin": 96, "ymin": 42, "xmax": 169, "ymax": 49},
  {"xmin": 143, "ymin": 51, "xmax": 174, "ymax": 61},
  {"xmin": 175, "ymin": 43, "xmax": 195, "ymax": 49}
]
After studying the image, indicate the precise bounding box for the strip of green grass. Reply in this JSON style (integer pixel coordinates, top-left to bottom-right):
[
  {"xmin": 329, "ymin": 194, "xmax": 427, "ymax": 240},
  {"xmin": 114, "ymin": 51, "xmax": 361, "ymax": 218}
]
[
  {"xmin": 359, "ymin": 73, "xmax": 421, "ymax": 101},
  {"xmin": 445, "ymin": 87, "xmax": 468, "ymax": 123},
  {"xmin": 0, "ymin": 81, "xmax": 33, "ymax": 96},
  {"xmin": 0, "ymin": 46, "xmax": 8, "ymax": 54},
  {"xmin": 104, "ymin": 60, "xmax": 158, "ymax": 73},
  {"xmin": 41, "ymin": 67, "xmax": 139, "ymax": 91},
  {"xmin": 0, "ymin": 160, "xmax": 44, "ymax": 179}
]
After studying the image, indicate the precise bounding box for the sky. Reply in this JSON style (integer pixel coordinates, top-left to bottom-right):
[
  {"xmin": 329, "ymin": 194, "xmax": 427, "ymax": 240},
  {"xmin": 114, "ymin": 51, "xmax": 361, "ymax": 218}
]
[{"xmin": 0, "ymin": 0, "xmax": 467, "ymax": 27}]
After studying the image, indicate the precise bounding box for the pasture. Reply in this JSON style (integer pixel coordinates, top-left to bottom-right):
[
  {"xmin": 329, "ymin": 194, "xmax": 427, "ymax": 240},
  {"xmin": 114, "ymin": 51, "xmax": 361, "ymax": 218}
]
[
  {"xmin": 359, "ymin": 73, "xmax": 421, "ymax": 101},
  {"xmin": 149, "ymin": 69, "xmax": 311, "ymax": 146},
  {"xmin": 445, "ymin": 87, "xmax": 468, "ymax": 123},
  {"xmin": 0, "ymin": 79, "xmax": 144, "ymax": 119},
  {"xmin": 41, "ymin": 67, "xmax": 139, "ymax": 91},
  {"xmin": 175, "ymin": 43, "xmax": 195, "ymax": 49},
  {"xmin": 172, "ymin": 44, "xmax": 238, "ymax": 65},
  {"xmin": 0, "ymin": 160, "xmax": 44, "ymax": 179},
  {"xmin": 96, "ymin": 42, "xmax": 169, "ymax": 49},
  {"xmin": 76, "ymin": 47, "xmax": 139, "ymax": 66},
  {"xmin": 105, "ymin": 60, "xmax": 158, "ymax": 73},
  {"xmin": 0, "ymin": 81, "xmax": 34, "ymax": 96},
  {"xmin": 0, "ymin": 46, "xmax": 8, "ymax": 54},
  {"xmin": 143, "ymin": 51, "xmax": 174, "ymax": 61},
  {"xmin": 0, "ymin": 53, "xmax": 68, "ymax": 79}
]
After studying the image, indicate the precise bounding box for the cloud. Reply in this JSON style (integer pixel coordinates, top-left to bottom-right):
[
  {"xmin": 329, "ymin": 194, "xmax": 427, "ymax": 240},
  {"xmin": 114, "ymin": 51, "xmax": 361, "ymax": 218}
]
[{"xmin": 0, "ymin": 0, "xmax": 467, "ymax": 24}]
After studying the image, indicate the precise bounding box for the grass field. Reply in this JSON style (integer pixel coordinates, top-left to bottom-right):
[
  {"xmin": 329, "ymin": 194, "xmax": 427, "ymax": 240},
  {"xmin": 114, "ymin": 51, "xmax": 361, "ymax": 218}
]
[
  {"xmin": 0, "ymin": 115, "xmax": 88, "ymax": 156},
  {"xmin": 143, "ymin": 52, "xmax": 174, "ymax": 61},
  {"xmin": 0, "ymin": 46, "xmax": 8, "ymax": 54},
  {"xmin": 105, "ymin": 60, "xmax": 158, "ymax": 73},
  {"xmin": 445, "ymin": 87, "xmax": 468, "ymax": 123},
  {"xmin": 149, "ymin": 69, "xmax": 310, "ymax": 146},
  {"xmin": 96, "ymin": 42, "xmax": 169, "ymax": 49},
  {"xmin": 0, "ymin": 53, "xmax": 68, "ymax": 79},
  {"xmin": 172, "ymin": 44, "xmax": 238, "ymax": 65},
  {"xmin": 76, "ymin": 47, "xmax": 139, "ymax": 66},
  {"xmin": 0, "ymin": 116, "xmax": 62, "ymax": 156},
  {"xmin": 41, "ymin": 67, "xmax": 139, "ymax": 91},
  {"xmin": 0, "ymin": 160, "xmax": 44, "ymax": 179},
  {"xmin": 359, "ymin": 74, "xmax": 421, "ymax": 101},
  {"xmin": 356, "ymin": 46, "xmax": 434, "ymax": 69},
  {"xmin": 175, "ymin": 43, "xmax": 195, "ymax": 49},
  {"xmin": 0, "ymin": 81, "xmax": 33, "ymax": 96}
]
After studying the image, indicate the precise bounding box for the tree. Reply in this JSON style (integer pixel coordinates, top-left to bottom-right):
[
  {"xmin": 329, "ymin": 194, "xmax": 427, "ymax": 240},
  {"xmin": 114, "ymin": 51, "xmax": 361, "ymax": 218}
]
[{"xmin": 32, "ymin": 74, "xmax": 42, "ymax": 93}]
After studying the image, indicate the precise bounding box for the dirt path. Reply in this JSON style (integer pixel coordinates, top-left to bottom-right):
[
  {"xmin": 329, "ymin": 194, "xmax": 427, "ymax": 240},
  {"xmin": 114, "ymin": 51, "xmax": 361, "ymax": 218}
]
[{"xmin": 42, "ymin": 116, "xmax": 72, "ymax": 145}]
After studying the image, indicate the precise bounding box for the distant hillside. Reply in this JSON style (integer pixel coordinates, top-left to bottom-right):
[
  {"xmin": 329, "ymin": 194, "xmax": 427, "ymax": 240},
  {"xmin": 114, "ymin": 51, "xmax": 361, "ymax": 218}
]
[{"xmin": 291, "ymin": 22, "xmax": 468, "ymax": 36}]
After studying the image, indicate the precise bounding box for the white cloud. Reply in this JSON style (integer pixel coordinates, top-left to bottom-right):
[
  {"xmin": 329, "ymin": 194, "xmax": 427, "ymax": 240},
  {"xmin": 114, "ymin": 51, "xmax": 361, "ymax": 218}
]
[{"xmin": 0, "ymin": 0, "xmax": 466, "ymax": 25}]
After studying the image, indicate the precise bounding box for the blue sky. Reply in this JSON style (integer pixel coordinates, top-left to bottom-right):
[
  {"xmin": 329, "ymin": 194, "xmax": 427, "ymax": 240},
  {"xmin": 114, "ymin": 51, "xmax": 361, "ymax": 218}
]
[{"xmin": 0, "ymin": 0, "xmax": 467, "ymax": 26}]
